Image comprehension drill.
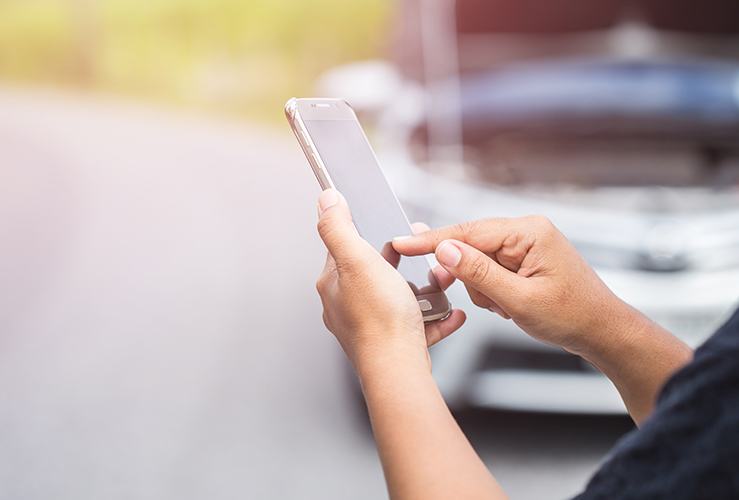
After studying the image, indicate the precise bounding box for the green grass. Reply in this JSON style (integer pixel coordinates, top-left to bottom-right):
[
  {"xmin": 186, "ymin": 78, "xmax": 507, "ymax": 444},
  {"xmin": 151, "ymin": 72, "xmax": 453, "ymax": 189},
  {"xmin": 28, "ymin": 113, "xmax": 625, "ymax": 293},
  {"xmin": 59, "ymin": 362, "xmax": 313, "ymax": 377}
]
[{"xmin": 0, "ymin": 0, "xmax": 391, "ymax": 121}]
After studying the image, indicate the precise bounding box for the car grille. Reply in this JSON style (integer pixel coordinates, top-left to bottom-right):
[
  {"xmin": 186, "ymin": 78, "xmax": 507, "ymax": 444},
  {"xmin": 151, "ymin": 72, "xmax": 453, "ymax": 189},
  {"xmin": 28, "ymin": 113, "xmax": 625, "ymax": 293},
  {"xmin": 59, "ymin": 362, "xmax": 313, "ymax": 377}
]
[{"xmin": 477, "ymin": 345, "xmax": 598, "ymax": 373}]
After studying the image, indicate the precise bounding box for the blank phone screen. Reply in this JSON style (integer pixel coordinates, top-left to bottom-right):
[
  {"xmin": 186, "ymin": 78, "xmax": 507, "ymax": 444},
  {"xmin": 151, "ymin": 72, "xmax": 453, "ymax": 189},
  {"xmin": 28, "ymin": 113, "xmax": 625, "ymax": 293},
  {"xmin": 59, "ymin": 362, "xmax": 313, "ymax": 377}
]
[{"xmin": 304, "ymin": 118, "xmax": 441, "ymax": 295}]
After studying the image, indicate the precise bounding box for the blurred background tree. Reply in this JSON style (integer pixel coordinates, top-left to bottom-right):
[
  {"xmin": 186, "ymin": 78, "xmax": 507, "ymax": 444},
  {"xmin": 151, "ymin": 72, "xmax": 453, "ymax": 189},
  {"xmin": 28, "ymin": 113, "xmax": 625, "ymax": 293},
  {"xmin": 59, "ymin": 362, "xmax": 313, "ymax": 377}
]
[{"xmin": 0, "ymin": 0, "xmax": 391, "ymax": 122}]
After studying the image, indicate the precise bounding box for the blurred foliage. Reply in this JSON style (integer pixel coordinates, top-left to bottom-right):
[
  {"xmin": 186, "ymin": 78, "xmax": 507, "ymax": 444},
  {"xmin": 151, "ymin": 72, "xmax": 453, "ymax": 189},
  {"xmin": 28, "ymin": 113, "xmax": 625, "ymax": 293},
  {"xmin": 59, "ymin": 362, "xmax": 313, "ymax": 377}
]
[{"xmin": 0, "ymin": 0, "xmax": 391, "ymax": 121}]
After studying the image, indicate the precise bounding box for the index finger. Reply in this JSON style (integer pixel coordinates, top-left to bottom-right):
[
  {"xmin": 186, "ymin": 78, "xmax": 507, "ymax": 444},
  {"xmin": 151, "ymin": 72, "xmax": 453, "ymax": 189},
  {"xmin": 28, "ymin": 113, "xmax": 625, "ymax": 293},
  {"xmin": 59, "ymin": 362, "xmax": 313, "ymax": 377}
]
[{"xmin": 392, "ymin": 218, "xmax": 513, "ymax": 256}]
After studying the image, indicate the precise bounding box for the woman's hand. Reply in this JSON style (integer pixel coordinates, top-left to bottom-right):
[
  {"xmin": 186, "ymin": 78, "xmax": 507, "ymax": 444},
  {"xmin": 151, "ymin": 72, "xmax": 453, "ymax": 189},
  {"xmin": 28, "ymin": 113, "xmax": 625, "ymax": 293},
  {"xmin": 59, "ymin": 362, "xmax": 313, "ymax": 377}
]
[
  {"xmin": 393, "ymin": 216, "xmax": 624, "ymax": 356},
  {"xmin": 315, "ymin": 189, "xmax": 465, "ymax": 370},
  {"xmin": 315, "ymin": 190, "xmax": 506, "ymax": 500},
  {"xmin": 393, "ymin": 216, "xmax": 693, "ymax": 424}
]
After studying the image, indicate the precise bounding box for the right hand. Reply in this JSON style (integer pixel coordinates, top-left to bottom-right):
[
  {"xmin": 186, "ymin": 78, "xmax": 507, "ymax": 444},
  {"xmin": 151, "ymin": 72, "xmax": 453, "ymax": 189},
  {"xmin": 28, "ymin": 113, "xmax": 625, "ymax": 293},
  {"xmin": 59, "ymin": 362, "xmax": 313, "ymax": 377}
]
[{"xmin": 392, "ymin": 216, "xmax": 635, "ymax": 357}]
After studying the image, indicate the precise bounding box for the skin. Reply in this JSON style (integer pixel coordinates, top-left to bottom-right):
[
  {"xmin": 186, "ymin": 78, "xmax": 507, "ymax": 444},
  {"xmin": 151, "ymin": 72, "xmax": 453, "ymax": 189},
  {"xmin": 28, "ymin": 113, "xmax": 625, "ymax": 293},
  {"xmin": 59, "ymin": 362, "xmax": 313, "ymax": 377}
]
[{"xmin": 314, "ymin": 188, "xmax": 693, "ymax": 500}]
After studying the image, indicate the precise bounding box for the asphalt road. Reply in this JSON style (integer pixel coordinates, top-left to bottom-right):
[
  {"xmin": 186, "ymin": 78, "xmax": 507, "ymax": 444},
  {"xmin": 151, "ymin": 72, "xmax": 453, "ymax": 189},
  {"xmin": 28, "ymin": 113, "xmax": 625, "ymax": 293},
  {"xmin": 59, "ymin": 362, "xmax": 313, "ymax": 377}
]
[{"xmin": 0, "ymin": 88, "xmax": 632, "ymax": 500}]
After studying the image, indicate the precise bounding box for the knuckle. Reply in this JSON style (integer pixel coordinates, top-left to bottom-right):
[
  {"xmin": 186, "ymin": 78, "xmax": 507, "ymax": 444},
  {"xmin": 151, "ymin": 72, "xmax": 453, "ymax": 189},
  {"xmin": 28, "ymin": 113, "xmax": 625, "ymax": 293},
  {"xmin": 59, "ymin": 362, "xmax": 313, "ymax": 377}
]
[
  {"xmin": 461, "ymin": 219, "xmax": 489, "ymax": 246},
  {"xmin": 532, "ymin": 215, "xmax": 554, "ymax": 233},
  {"xmin": 521, "ymin": 215, "xmax": 557, "ymax": 241},
  {"xmin": 467, "ymin": 255, "xmax": 492, "ymax": 284},
  {"xmin": 442, "ymin": 222, "xmax": 468, "ymax": 244},
  {"xmin": 450, "ymin": 222, "xmax": 467, "ymax": 235},
  {"xmin": 459, "ymin": 220, "xmax": 479, "ymax": 239},
  {"xmin": 315, "ymin": 269, "xmax": 336, "ymax": 294}
]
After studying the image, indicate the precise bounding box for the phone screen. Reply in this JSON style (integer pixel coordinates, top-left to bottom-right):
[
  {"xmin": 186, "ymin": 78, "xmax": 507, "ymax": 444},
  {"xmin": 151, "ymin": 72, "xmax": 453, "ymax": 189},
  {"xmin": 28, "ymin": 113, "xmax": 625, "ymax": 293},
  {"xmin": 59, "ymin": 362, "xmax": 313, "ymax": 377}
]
[{"xmin": 303, "ymin": 118, "xmax": 442, "ymax": 295}]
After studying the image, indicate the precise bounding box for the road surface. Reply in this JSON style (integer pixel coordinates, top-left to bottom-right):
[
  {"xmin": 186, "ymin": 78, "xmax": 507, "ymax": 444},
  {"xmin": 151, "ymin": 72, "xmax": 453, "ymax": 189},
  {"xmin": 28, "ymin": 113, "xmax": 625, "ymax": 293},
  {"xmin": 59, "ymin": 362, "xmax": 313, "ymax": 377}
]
[{"xmin": 0, "ymin": 88, "xmax": 632, "ymax": 499}]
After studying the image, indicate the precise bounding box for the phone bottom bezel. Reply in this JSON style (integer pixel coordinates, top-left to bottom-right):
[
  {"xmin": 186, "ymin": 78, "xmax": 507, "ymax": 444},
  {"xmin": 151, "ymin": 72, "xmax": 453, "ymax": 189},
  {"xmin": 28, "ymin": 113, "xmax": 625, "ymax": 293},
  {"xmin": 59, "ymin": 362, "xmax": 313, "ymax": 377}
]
[{"xmin": 417, "ymin": 292, "xmax": 452, "ymax": 323}]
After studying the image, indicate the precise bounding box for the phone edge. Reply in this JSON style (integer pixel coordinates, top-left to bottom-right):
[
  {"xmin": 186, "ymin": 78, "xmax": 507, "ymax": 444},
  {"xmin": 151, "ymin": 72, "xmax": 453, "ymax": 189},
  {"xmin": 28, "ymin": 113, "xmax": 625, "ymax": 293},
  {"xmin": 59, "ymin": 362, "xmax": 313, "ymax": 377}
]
[
  {"xmin": 285, "ymin": 98, "xmax": 451, "ymax": 323},
  {"xmin": 285, "ymin": 98, "xmax": 335, "ymax": 190}
]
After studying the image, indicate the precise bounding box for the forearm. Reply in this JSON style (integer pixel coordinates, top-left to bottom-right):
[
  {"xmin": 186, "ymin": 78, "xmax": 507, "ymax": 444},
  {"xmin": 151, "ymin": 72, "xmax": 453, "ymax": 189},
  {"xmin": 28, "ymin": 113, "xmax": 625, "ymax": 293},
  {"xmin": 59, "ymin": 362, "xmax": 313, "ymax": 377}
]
[
  {"xmin": 577, "ymin": 300, "xmax": 693, "ymax": 425},
  {"xmin": 355, "ymin": 342, "xmax": 506, "ymax": 500}
]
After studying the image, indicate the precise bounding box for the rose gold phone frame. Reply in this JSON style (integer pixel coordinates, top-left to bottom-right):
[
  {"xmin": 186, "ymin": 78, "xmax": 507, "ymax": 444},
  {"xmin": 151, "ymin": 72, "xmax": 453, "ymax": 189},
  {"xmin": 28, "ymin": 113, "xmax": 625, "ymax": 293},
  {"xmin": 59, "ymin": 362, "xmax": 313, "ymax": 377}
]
[
  {"xmin": 285, "ymin": 97, "xmax": 451, "ymax": 322},
  {"xmin": 285, "ymin": 98, "xmax": 339, "ymax": 190}
]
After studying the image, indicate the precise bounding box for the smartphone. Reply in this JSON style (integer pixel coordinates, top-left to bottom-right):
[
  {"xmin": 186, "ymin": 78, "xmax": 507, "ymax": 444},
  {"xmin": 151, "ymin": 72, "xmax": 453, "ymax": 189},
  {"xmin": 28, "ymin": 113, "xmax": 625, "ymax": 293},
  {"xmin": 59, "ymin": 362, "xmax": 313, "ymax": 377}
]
[{"xmin": 285, "ymin": 97, "xmax": 451, "ymax": 322}]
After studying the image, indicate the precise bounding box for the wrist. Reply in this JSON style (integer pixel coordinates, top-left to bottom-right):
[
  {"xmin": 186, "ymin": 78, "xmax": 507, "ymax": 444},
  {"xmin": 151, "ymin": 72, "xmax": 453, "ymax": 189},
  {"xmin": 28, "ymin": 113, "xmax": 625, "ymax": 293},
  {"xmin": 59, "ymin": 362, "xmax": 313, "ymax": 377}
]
[
  {"xmin": 574, "ymin": 297, "xmax": 690, "ymax": 370},
  {"xmin": 354, "ymin": 340, "xmax": 437, "ymax": 411},
  {"xmin": 353, "ymin": 335, "xmax": 431, "ymax": 381},
  {"xmin": 568, "ymin": 297, "xmax": 692, "ymax": 424},
  {"xmin": 569, "ymin": 296, "xmax": 649, "ymax": 361}
]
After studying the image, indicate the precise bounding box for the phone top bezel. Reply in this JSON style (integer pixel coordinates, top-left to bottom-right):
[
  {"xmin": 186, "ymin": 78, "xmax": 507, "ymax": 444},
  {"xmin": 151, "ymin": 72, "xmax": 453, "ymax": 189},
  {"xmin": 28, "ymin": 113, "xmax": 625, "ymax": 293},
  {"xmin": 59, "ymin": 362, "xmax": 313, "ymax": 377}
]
[{"xmin": 285, "ymin": 98, "xmax": 339, "ymax": 190}]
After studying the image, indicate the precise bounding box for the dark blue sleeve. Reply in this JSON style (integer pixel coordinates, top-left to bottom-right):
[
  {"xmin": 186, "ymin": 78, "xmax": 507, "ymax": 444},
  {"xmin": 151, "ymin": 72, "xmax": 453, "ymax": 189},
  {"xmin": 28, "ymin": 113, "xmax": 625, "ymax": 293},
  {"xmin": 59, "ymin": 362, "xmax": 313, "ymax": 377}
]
[{"xmin": 574, "ymin": 308, "xmax": 739, "ymax": 500}]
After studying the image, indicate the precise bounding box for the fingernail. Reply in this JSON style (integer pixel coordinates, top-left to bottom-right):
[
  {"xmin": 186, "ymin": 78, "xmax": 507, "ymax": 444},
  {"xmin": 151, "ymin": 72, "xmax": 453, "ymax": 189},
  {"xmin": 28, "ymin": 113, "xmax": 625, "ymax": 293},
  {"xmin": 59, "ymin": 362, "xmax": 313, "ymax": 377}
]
[
  {"xmin": 392, "ymin": 235, "xmax": 412, "ymax": 242},
  {"xmin": 318, "ymin": 189, "xmax": 339, "ymax": 215},
  {"xmin": 436, "ymin": 240, "xmax": 462, "ymax": 267}
]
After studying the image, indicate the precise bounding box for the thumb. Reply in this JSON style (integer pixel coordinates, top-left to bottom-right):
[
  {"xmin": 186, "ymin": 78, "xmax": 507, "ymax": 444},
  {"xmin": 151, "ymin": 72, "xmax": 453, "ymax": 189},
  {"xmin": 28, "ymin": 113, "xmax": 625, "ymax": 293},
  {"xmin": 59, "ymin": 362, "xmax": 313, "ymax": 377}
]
[
  {"xmin": 316, "ymin": 189, "xmax": 365, "ymax": 262},
  {"xmin": 435, "ymin": 239, "xmax": 525, "ymax": 311}
]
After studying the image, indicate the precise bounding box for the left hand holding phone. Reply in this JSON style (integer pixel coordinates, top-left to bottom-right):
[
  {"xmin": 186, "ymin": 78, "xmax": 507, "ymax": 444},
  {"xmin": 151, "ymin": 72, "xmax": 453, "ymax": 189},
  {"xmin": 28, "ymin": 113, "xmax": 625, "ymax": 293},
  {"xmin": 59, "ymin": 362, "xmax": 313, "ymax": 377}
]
[{"xmin": 315, "ymin": 189, "xmax": 466, "ymax": 371}]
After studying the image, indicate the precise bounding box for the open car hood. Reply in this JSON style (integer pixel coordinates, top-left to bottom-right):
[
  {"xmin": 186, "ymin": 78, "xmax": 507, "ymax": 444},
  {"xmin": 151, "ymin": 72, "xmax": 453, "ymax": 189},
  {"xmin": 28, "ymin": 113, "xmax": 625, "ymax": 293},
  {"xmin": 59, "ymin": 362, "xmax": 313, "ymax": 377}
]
[{"xmin": 432, "ymin": 59, "xmax": 739, "ymax": 145}]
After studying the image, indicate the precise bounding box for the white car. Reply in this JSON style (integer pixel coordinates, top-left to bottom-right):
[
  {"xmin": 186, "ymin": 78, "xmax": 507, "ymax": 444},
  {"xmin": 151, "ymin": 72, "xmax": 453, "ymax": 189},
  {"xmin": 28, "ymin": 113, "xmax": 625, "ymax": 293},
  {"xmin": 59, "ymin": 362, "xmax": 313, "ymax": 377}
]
[
  {"xmin": 320, "ymin": 2, "xmax": 739, "ymax": 414},
  {"xmin": 387, "ymin": 147, "xmax": 739, "ymax": 414}
]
